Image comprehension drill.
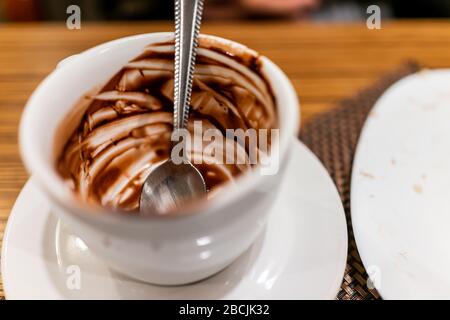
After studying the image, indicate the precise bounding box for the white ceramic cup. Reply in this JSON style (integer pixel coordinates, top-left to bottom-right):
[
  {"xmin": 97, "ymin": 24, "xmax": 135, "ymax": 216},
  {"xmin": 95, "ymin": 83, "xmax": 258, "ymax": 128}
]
[{"xmin": 19, "ymin": 33, "xmax": 300, "ymax": 285}]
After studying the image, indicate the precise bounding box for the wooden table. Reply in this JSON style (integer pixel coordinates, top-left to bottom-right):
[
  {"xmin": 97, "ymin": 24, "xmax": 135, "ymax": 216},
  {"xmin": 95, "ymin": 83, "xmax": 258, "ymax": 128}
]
[{"xmin": 2, "ymin": 20, "xmax": 450, "ymax": 299}]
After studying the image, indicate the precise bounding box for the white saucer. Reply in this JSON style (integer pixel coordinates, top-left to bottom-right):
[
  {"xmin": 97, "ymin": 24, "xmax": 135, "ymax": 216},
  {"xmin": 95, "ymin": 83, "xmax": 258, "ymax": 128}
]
[
  {"xmin": 352, "ymin": 70, "xmax": 450, "ymax": 299},
  {"xmin": 1, "ymin": 141, "xmax": 347, "ymax": 300}
]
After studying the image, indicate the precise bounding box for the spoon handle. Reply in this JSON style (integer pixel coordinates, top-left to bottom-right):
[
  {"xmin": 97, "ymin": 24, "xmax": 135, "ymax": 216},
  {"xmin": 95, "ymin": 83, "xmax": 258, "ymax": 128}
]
[{"xmin": 173, "ymin": 0, "xmax": 204, "ymax": 131}]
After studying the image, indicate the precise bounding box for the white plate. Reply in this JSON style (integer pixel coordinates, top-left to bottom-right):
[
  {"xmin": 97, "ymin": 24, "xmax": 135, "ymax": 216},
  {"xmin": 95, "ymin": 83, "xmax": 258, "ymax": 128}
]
[
  {"xmin": 352, "ymin": 69, "xmax": 450, "ymax": 299},
  {"xmin": 1, "ymin": 141, "xmax": 347, "ymax": 300}
]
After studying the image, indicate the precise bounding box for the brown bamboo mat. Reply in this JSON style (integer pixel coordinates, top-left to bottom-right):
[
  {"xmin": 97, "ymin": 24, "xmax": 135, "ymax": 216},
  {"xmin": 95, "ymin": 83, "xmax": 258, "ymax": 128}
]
[{"xmin": 299, "ymin": 62, "xmax": 421, "ymax": 300}]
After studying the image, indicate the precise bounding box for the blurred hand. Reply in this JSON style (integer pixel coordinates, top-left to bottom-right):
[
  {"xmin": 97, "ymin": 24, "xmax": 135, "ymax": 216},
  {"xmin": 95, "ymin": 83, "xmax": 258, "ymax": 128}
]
[
  {"xmin": 204, "ymin": 0, "xmax": 320, "ymax": 20},
  {"xmin": 240, "ymin": 0, "xmax": 319, "ymax": 15}
]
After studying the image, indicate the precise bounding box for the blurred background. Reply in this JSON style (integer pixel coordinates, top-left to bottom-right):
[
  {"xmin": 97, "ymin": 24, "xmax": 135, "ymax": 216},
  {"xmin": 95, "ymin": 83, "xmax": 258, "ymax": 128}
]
[{"xmin": 0, "ymin": 0, "xmax": 449, "ymax": 22}]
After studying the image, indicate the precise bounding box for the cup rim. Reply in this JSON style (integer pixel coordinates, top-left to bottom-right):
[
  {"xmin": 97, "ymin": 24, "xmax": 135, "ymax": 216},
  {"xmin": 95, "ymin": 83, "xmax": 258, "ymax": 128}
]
[{"xmin": 19, "ymin": 32, "xmax": 300, "ymax": 225}]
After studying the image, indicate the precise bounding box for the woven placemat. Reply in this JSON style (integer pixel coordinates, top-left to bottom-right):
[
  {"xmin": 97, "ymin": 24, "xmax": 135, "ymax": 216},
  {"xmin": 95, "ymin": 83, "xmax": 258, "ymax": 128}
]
[{"xmin": 299, "ymin": 62, "xmax": 421, "ymax": 300}]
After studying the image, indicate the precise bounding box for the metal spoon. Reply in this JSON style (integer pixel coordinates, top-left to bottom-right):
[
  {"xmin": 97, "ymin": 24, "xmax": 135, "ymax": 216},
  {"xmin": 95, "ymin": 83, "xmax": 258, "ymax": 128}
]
[{"xmin": 139, "ymin": 0, "xmax": 206, "ymax": 214}]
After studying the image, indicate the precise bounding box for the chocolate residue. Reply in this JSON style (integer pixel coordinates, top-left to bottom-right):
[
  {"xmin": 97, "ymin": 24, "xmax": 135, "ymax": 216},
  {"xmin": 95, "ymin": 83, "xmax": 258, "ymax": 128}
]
[
  {"xmin": 360, "ymin": 171, "xmax": 375, "ymax": 179},
  {"xmin": 413, "ymin": 184, "xmax": 423, "ymax": 194},
  {"xmin": 57, "ymin": 37, "xmax": 277, "ymax": 212}
]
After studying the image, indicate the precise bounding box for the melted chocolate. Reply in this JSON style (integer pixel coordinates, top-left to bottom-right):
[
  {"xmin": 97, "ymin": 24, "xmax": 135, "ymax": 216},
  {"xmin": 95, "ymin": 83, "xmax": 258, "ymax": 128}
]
[{"xmin": 57, "ymin": 37, "xmax": 277, "ymax": 213}]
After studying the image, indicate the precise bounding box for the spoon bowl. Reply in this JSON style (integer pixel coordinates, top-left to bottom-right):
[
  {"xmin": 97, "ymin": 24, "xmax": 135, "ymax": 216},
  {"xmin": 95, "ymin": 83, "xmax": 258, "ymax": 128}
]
[{"xmin": 140, "ymin": 159, "xmax": 206, "ymax": 214}]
